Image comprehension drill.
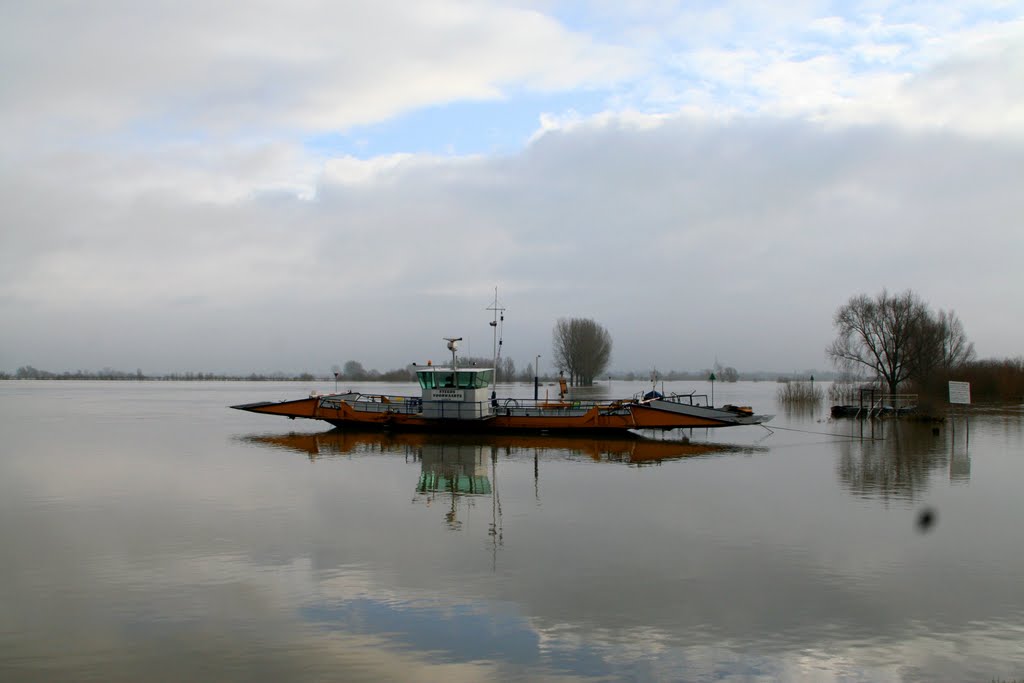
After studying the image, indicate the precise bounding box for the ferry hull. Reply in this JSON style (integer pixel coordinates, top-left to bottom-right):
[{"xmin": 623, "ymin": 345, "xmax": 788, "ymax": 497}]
[{"xmin": 231, "ymin": 394, "xmax": 772, "ymax": 433}]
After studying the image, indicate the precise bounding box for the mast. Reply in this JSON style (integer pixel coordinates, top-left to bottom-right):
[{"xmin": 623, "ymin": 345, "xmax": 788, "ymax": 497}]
[{"xmin": 486, "ymin": 287, "xmax": 505, "ymax": 386}]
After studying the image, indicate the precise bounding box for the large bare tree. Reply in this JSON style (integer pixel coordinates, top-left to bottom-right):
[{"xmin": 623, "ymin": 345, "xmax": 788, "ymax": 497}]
[
  {"xmin": 935, "ymin": 309, "xmax": 976, "ymax": 369},
  {"xmin": 827, "ymin": 290, "xmax": 973, "ymax": 395},
  {"xmin": 552, "ymin": 317, "xmax": 613, "ymax": 386}
]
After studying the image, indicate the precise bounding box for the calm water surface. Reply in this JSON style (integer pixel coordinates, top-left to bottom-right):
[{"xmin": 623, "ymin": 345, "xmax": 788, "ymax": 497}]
[{"xmin": 1, "ymin": 380, "xmax": 1023, "ymax": 682}]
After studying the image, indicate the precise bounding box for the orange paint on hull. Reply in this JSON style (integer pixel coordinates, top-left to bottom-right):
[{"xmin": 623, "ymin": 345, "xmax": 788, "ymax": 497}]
[{"xmin": 233, "ymin": 395, "xmax": 745, "ymax": 432}]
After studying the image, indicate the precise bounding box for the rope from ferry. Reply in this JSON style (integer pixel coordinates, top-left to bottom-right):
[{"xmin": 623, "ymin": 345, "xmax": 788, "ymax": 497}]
[{"xmin": 761, "ymin": 424, "xmax": 885, "ymax": 440}]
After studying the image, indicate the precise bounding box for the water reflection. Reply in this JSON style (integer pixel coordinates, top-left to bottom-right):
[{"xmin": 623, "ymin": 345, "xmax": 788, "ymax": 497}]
[
  {"xmin": 7, "ymin": 383, "xmax": 1024, "ymax": 682},
  {"xmin": 948, "ymin": 422, "xmax": 972, "ymax": 483},
  {"xmin": 411, "ymin": 442, "xmax": 496, "ymax": 536},
  {"xmin": 835, "ymin": 420, "xmax": 955, "ymax": 500},
  {"xmin": 239, "ymin": 429, "xmax": 752, "ymax": 465},
  {"xmin": 416, "ymin": 445, "xmax": 492, "ymax": 496},
  {"xmin": 231, "ymin": 423, "xmax": 1024, "ymax": 682},
  {"xmin": 240, "ymin": 430, "xmax": 763, "ymax": 548},
  {"xmin": 831, "ymin": 404, "xmax": 1024, "ymax": 500}
]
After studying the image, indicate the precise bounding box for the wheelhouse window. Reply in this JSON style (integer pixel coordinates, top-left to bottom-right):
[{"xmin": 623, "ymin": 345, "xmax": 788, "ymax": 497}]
[
  {"xmin": 457, "ymin": 370, "xmax": 493, "ymax": 388},
  {"xmin": 417, "ymin": 369, "xmax": 493, "ymax": 389}
]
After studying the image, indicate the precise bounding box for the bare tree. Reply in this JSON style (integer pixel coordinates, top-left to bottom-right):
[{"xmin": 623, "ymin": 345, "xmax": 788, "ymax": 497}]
[
  {"xmin": 552, "ymin": 317, "xmax": 613, "ymax": 386},
  {"xmin": 936, "ymin": 309, "xmax": 976, "ymax": 369},
  {"xmin": 827, "ymin": 290, "xmax": 973, "ymax": 396},
  {"xmin": 903, "ymin": 308, "xmax": 977, "ymax": 386},
  {"xmin": 719, "ymin": 366, "xmax": 739, "ymax": 382},
  {"xmin": 453, "ymin": 355, "xmax": 515, "ymax": 382},
  {"xmin": 516, "ymin": 361, "xmax": 536, "ymax": 383},
  {"xmin": 827, "ymin": 290, "xmax": 933, "ymax": 396},
  {"xmin": 498, "ymin": 357, "xmax": 516, "ymax": 383},
  {"xmin": 342, "ymin": 360, "xmax": 367, "ymax": 381}
]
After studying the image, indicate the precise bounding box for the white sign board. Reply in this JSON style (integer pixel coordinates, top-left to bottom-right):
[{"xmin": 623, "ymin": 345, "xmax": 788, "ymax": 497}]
[
  {"xmin": 430, "ymin": 389, "xmax": 466, "ymax": 402},
  {"xmin": 948, "ymin": 381, "xmax": 971, "ymax": 405}
]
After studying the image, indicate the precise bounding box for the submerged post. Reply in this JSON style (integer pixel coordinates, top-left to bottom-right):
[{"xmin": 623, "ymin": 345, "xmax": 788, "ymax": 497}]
[{"xmin": 534, "ymin": 354, "xmax": 540, "ymax": 401}]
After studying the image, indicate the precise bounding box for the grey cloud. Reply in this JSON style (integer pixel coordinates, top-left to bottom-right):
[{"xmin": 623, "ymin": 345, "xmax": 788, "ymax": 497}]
[{"xmin": 2, "ymin": 115, "xmax": 1021, "ymax": 374}]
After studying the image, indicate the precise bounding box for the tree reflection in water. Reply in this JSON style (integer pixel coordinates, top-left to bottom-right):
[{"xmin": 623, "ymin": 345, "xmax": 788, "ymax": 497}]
[{"xmin": 835, "ymin": 419, "xmax": 965, "ymax": 500}]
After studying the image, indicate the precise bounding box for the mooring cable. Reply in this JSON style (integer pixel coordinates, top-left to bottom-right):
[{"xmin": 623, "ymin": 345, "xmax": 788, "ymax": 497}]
[{"xmin": 764, "ymin": 424, "xmax": 885, "ymax": 440}]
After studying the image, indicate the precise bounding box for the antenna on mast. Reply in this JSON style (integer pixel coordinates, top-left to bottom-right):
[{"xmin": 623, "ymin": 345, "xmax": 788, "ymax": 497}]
[
  {"xmin": 486, "ymin": 287, "xmax": 506, "ymax": 385},
  {"xmin": 444, "ymin": 337, "xmax": 462, "ymax": 371}
]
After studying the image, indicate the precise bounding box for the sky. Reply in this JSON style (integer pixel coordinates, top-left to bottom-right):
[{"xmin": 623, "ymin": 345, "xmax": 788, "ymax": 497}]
[{"xmin": 1, "ymin": 0, "xmax": 1022, "ymax": 375}]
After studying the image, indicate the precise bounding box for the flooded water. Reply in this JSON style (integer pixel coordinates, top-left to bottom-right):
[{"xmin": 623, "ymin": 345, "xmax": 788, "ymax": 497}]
[{"xmin": 2, "ymin": 380, "xmax": 1023, "ymax": 682}]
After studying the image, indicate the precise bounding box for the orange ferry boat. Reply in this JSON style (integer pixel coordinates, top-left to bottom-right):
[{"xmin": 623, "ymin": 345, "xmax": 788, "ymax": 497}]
[{"xmin": 232, "ymin": 339, "xmax": 772, "ymax": 434}]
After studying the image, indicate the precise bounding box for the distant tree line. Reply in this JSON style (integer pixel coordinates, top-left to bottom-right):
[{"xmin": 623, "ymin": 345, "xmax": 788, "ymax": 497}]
[
  {"xmin": 948, "ymin": 357, "xmax": 1024, "ymax": 401},
  {"xmin": 9, "ymin": 366, "xmax": 147, "ymax": 380},
  {"xmin": 3, "ymin": 360, "xmax": 546, "ymax": 383},
  {"xmin": 334, "ymin": 356, "xmax": 552, "ymax": 385},
  {"xmin": 331, "ymin": 361, "xmax": 416, "ymax": 383},
  {"xmin": 455, "ymin": 356, "xmax": 521, "ymax": 383},
  {"xmin": 3, "ymin": 365, "xmax": 321, "ymax": 382},
  {"xmin": 9, "ymin": 358, "xmax": 1017, "ymax": 400},
  {"xmin": 0, "ymin": 363, "xmax": 832, "ymax": 384}
]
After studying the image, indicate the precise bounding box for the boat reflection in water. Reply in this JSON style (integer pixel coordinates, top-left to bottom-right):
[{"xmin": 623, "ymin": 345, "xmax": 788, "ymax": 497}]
[
  {"xmin": 240, "ymin": 429, "xmax": 762, "ymax": 541},
  {"xmin": 412, "ymin": 441, "xmax": 494, "ymax": 532},
  {"xmin": 239, "ymin": 429, "xmax": 757, "ymax": 465}
]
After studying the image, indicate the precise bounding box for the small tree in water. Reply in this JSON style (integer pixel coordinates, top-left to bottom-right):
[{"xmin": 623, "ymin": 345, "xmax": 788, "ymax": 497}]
[
  {"xmin": 552, "ymin": 317, "xmax": 613, "ymax": 386},
  {"xmin": 342, "ymin": 360, "xmax": 368, "ymax": 381}
]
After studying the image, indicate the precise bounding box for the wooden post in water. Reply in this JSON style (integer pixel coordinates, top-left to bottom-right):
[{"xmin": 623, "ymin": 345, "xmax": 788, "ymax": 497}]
[{"xmin": 534, "ymin": 354, "xmax": 540, "ymax": 401}]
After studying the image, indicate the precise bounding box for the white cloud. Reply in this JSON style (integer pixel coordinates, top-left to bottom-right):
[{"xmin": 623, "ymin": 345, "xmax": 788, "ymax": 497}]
[
  {"xmin": 0, "ymin": 0, "xmax": 638, "ymax": 141},
  {"xmin": 1, "ymin": 1, "xmax": 1022, "ymax": 373},
  {"xmin": 589, "ymin": 2, "xmax": 1024, "ymax": 137}
]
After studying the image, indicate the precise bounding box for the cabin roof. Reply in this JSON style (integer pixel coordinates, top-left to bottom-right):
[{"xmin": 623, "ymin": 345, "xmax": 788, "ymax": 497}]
[{"xmin": 416, "ymin": 366, "xmax": 493, "ymax": 373}]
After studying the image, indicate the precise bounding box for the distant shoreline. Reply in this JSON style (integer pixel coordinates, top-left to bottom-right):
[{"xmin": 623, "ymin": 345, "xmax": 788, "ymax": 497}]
[{"xmin": 2, "ymin": 373, "xmax": 834, "ymax": 383}]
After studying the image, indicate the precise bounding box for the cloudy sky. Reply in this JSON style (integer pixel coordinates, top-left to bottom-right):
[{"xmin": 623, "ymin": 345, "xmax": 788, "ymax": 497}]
[{"xmin": 2, "ymin": 1, "xmax": 1022, "ymax": 375}]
